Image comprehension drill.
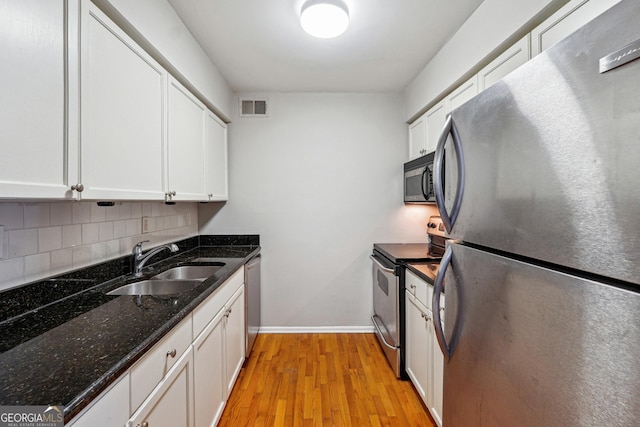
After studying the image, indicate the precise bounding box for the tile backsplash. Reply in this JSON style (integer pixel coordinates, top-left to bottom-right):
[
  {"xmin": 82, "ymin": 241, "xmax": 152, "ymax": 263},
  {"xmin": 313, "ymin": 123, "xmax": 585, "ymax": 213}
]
[{"xmin": 0, "ymin": 201, "xmax": 198, "ymax": 291}]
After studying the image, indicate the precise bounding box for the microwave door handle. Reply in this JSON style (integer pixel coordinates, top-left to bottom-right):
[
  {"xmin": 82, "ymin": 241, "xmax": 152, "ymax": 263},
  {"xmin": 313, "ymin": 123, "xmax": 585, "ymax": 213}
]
[{"xmin": 421, "ymin": 168, "xmax": 429, "ymax": 199}]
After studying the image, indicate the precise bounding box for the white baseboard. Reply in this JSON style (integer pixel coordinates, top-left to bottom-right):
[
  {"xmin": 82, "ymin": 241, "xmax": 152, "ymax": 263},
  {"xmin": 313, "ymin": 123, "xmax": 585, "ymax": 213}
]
[{"xmin": 258, "ymin": 325, "xmax": 375, "ymax": 334}]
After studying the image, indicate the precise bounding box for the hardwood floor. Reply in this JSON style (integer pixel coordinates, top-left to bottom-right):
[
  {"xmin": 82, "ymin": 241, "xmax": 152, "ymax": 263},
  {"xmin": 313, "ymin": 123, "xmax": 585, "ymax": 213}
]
[{"xmin": 218, "ymin": 333, "xmax": 436, "ymax": 427}]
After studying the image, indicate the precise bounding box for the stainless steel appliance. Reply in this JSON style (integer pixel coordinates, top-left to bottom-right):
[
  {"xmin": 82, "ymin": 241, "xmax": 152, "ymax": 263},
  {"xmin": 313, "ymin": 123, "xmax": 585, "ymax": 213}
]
[
  {"xmin": 404, "ymin": 152, "xmax": 436, "ymax": 203},
  {"xmin": 371, "ymin": 216, "xmax": 445, "ymax": 378},
  {"xmin": 245, "ymin": 254, "xmax": 261, "ymax": 356},
  {"xmin": 432, "ymin": 1, "xmax": 640, "ymax": 425}
]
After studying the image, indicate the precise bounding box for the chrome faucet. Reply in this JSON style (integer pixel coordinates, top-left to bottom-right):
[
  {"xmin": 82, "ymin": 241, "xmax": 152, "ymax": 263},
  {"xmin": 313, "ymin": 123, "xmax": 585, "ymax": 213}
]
[{"xmin": 132, "ymin": 240, "xmax": 179, "ymax": 277}]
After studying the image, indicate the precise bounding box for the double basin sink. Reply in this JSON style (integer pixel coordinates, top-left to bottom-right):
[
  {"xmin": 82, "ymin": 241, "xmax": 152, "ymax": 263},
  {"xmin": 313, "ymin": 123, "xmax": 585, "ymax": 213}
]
[{"xmin": 108, "ymin": 258, "xmax": 225, "ymax": 296}]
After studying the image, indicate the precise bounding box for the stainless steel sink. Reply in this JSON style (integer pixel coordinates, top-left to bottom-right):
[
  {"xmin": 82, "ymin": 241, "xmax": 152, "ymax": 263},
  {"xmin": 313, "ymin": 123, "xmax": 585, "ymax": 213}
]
[
  {"xmin": 151, "ymin": 264, "xmax": 224, "ymax": 280},
  {"xmin": 107, "ymin": 279, "xmax": 202, "ymax": 296}
]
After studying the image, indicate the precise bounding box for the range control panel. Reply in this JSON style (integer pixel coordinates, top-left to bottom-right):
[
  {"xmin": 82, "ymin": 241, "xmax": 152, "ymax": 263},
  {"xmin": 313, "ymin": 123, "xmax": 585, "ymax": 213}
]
[{"xmin": 426, "ymin": 216, "xmax": 446, "ymax": 238}]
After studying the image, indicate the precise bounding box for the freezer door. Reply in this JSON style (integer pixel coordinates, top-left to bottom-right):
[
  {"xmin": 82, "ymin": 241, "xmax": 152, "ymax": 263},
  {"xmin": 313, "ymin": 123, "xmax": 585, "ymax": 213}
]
[
  {"xmin": 435, "ymin": 0, "xmax": 640, "ymax": 286},
  {"xmin": 441, "ymin": 243, "xmax": 640, "ymax": 426}
]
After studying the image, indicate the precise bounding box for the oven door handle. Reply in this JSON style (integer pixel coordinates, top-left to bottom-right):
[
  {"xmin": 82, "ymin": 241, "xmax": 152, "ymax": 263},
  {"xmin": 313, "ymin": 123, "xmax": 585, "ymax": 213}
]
[
  {"xmin": 371, "ymin": 315, "xmax": 398, "ymax": 350},
  {"xmin": 370, "ymin": 255, "xmax": 395, "ymax": 274}
]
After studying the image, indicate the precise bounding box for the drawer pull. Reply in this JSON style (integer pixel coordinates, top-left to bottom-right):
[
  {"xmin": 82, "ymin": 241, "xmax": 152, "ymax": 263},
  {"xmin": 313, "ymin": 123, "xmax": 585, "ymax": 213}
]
[{"xmin": 166, "ymin": 349, "xmax": 177, "ymax": 358}]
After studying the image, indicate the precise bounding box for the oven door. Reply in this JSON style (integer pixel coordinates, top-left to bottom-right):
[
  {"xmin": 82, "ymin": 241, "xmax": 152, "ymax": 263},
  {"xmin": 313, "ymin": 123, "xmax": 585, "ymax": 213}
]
[{"xmin": 371, "ymin": 252, "xmax": 401, "ymax": 377}]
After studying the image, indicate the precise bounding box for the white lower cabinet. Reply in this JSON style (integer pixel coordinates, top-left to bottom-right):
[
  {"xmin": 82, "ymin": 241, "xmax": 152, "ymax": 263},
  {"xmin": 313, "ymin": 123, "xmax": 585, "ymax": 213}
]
[
  {"xmin": 129, "ymin": 346, "xmax": 194, "ymax": 427},
  {"xmin": 405, "ymin": 291, "xmax": 431, "ymax": 404},
  {"xmin": 405, "ymin": 270, "xmax": 444, "ymax": 427},
  {"xmin": 69, "ymin": 267, "xmax": 247, "ymax": 427},
  {"xmin": 193, "ymin": 308, "xmax": 226, "ymax": 427},
  {"xmin": 67, "ymin": 373, "xmax": 130, "ymax": 427},
  {"xmin": 193, "ymin": 277, "xmax": 245, "ymax": 427},
  {"xmin": 224, "ymin": 287, "xmax": 246, "ymax": 396}
]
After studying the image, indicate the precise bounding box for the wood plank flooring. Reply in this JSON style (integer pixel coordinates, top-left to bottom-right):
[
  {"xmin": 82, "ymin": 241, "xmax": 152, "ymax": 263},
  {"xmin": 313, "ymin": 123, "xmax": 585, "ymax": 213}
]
[{"xmin": 218, "ymin": 333, "xmax": 436, "ymax": 427}]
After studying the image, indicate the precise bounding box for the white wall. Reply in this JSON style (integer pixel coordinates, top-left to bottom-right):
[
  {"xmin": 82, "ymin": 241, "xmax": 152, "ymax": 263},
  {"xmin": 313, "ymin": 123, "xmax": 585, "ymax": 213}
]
[
  {"xmin": 93, "ymin": 0, "xmax": 233, "ymax": 120},
  {"xmin": 199, "ymin": 93, "xmax": 438, "ymax": 330},
  {"xmin": 404, "ymin": 0, "xmax": 566, "ymax": 121}
]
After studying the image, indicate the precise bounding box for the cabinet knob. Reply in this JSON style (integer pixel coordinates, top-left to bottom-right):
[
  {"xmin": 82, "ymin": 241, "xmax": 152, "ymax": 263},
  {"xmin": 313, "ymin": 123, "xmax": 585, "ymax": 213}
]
[
  {"xmin": 208, "ymin": 193, "xmax": 213, "ymax": 199},
  {"xmin": 140, "ymin": 422, "xmax": 149, "ymax": 427},
  {"xmin": 166, "ymin": 349, "xmax": 177, "ymax": 358},
  {"xmin": 170, "ymin": 191, "xmax": 176, "ymax": 196},
  {"xmin": 71, "ymin": 184, "xmax": 84, "ymax": 192}
]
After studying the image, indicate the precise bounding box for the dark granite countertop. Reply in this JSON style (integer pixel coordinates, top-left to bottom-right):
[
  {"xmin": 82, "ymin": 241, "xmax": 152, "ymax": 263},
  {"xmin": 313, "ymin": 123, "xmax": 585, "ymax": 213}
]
[{"xmin": 0, "ymin": 235, "xmax": 260, "ymax": 423}]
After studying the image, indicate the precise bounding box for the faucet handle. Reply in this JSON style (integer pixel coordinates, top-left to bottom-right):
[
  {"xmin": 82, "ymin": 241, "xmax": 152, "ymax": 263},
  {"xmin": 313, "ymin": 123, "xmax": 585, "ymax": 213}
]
[{"xmin": 133, "ymin": 240, "xmax": 150, "ymax": 255}]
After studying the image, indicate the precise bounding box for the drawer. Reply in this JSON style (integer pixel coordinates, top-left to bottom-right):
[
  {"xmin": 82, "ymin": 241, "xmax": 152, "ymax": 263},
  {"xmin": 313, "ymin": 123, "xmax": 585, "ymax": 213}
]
[
  {"xmin": 406, "ymin": 269, "xmax": 430, "ymax": 309},
  {"xmin": 193, "ymin": 267, "xmax": 244, "ymax": 339},
  {"xmin": 130, "ymin": 314, "xmax": 192, "ymax": 414}
]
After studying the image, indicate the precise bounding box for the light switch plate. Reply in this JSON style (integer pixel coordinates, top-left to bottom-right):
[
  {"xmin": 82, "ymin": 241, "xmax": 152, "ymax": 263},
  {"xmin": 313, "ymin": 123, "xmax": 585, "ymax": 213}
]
[{"xmin": 0, "ymin": 225, "xmax": 4, "ymax": 258}]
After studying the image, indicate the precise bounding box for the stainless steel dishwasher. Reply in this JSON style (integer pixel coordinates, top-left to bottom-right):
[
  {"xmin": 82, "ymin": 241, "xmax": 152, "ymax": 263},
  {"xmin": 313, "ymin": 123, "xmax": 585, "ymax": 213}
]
[{"xmin": 245, "ymin": 254, "xmax": 261, "ymax": 356}]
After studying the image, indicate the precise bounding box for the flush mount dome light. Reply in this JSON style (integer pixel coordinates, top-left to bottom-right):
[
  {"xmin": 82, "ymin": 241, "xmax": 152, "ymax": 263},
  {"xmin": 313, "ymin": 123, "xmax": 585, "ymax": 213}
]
[{"xmin": 300, "ymin": 0, "xmax": 349, "ymax": 38}]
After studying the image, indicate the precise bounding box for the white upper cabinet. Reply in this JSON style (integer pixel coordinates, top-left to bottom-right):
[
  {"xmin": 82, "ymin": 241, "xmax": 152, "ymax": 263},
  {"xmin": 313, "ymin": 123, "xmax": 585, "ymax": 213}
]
[
  {"xmin": 79, "ymin": 1, "xmax": 165, "ymax": 200},
  {"xmin": 425, "ymin": 100, "xmax": 446, "ymax": 154},
  {"xmin": 408, "ymin": 114, "xmax": 427, "ymax": 160},
  {"xmin": 408, "ymin": 99, "xmax": 446, "ymax": 161},
  {"xmin": 0, "ymin": 0, "xmax": 71, "ymax": 199},
  {"xmin": 446, "ymin": 75, "xmax": 478, "ymax": 113},
  {"xmin": 204, "ymin": 111, "xmax": 229, "ymax": 201},
  {"xmin": 479, "ymin": 35, "xmax": 531, "ymax": 92},
  {"xmin": 531, "ymin": 0, "xmax": 621, "ymax": 56},
  {"xmin": 166, "ymin": 78, "xmax": 207, "ymax": 201}
]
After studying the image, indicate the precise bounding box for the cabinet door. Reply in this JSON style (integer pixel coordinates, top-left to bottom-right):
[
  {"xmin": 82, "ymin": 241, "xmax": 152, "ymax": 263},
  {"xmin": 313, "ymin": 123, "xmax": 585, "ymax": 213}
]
[
  {"xmin": 479, "ymin": 35, "xmax": 530, "ymax": 92},
  {"xmin": 446, "ymin": 75, "xmax": 478, "ymax": 113},
  {"xmin": 68, "ymin": 373, "xmax": 129, "ymax": 427},
  {"xmin": 204, "ymin": 111, "xmax": 229, "ymax": 201},
  {"xmin": 129, "ymin": 347, "xmax": 194, "ymax": 427},
  {"xmin": 425, "ymin": 101, "xmax": 446, "ymax": 154},
  {"xmin": 531, "ymin": 0, "xmax": 621, "ymax": 56},
  {"xmin": 193, "ymin": 308, "xmax": 226, "ymax": 427},
  {"xmin": 130, "ymin": 316, "xmax": 192, "ymax": 413},
  {"xmin": 405, "ymin": 291, "xmax": 431, "ymax": 407},
  {"xmin": 0, "ymin": 0, "xmax": 71, "ymax": 199},
  {"xmin": 431, "ymin": 315, "xmax": 444, "ymax": 427},
  {"xmin": 167, "ymin": 78, "xmax": 206, "ymax": 201},
  {"xmin": 408, "ymin": 113, "xmax": 427, "ymax": 160},
  {"xmin": 80, "ymin": 2, "xmax": 165, "ymax": 200},
  {"xmin": 224, "ymin": 286, "xmax": 245, "ymax": 397}
]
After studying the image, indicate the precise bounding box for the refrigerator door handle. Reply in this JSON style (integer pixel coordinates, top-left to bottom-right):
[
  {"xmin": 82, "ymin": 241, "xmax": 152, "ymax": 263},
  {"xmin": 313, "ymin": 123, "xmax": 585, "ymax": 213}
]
[
  {"xmin": 432, "ymin": 244, "xmax": 452, "ymax": 361},
  {"xmin": 434, "ymin": 114, "xmax": 465, "ymax": 232}
]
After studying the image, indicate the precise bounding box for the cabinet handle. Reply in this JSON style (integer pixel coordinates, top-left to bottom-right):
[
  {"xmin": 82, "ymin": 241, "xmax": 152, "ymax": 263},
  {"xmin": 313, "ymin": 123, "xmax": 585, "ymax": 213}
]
[
  {"xmin": 208, "ymin": 193, "xmax": 213, "ymax": 199},
  {"xmin": 140, "ymin": 422, "xmax": 149, "ymax": 427},
  {"xmin": 170, "ymin": 191, "xmax": 176, "ymax": 196},
  {"xmin": 71, "ymin": 184, "xmax": 84, "ymax": 192},
  {"xmin": 410, "ymin": 284, "xmax": 416, "ymax": 290},
  {"xmin": 166, "ymin": 349, "xmax": 177, "ymax": 358}
]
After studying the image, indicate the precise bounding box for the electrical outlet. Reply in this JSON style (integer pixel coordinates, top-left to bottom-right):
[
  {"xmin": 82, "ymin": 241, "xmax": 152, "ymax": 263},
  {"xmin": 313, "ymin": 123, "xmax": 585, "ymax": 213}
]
[{"xmin": 142, "ymin": 217, "xmax": 150, "ymax": 234}]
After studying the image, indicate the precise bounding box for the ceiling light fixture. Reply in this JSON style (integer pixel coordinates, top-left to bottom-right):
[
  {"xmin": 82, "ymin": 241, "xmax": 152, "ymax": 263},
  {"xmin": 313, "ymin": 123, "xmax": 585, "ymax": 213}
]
[{"xmin": 300, "ymin": 0, "xmax": 349, "ymax": 39}]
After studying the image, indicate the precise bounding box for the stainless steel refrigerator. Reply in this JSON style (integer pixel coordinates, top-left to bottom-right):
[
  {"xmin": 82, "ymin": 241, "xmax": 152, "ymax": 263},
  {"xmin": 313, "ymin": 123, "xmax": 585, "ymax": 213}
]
[{"xmin": 431, "ymin": 1, "xmax": 640, "ymax": 425}]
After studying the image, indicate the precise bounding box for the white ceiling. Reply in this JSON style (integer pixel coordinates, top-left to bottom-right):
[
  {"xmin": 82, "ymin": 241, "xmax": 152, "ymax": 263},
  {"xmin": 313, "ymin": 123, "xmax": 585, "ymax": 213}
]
[{"xmin": 167, "ymin": 0, "xmax": 484, "ymax": 93}]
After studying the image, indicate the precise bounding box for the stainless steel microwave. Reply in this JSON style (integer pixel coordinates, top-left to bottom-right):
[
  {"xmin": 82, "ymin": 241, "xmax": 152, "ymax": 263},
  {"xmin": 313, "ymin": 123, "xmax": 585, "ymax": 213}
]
[{"xmin": 404, "ymin": 152, "xmax": 436, "ymax": 203}]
